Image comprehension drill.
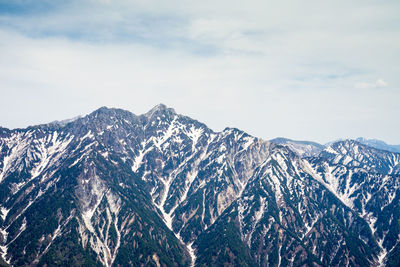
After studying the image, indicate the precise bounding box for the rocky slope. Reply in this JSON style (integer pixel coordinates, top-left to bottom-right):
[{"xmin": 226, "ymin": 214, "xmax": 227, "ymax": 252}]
[{"xmin": 0, "ymin": 105, "xmax": 399, "ymax": 266}]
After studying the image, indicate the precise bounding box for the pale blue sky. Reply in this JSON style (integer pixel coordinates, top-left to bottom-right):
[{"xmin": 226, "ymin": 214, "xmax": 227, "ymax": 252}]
[{"xmin": 0, "ymin": 0, "xmax": 399, "ymax": 144}]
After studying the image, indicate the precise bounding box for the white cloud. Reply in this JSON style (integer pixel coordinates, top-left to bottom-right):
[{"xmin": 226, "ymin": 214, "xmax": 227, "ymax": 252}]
[
  {"xmin": 0, "ymin": 0, "xmax": 399, "ymax": 143},
  {"xmin": 376, "ymin": 79, "xmax": 388, "ymax": 87},
  {"xmin": 354, "ymin": 79, "xmax": 388, "ymax": 89}
]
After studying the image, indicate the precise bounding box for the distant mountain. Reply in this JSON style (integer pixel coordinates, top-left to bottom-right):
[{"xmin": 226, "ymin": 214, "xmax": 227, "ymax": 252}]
[
  {"xmin": 355, "ymin": 137, "xmax": 400, "ymax": 153},
  {"xmin": 270, "ymin": 137, "xmax": 325, "ymax": 157},
  {"xmin": 49, "ymin": 115, "xmax": 82, "ymax": 127},
  {"xmin": 0, "ymin": 105, "xmax": 399, "ymax": 266}
]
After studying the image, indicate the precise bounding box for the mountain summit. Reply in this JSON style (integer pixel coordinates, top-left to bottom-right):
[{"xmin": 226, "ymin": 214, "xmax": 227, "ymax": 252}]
[{"xmin": 0, "ymin": 105, "xmax": 399, "ymax": 266}]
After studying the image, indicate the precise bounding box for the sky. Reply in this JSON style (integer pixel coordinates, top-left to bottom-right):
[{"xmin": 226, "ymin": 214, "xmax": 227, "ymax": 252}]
[{"xmin": 0, "ymin": 0, "xmax": 399, "ymax": 144}]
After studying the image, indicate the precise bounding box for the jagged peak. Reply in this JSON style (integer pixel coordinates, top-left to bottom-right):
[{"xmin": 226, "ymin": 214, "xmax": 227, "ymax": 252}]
[
  {"xmin": 86, "ymin": 106, "xmax": 137, "ymax": 119},
  {"xmin": 223, "ymin": 127, "xmax": 240, "ymax": 133},
  {"xmin": 324, "ymin": 138, "xmax": 396, "ymax": 156},
  {"xmin": 222, "ymin": 127, "xmax": 253, "ymax": 140},
  {"xmin": 91, "ymin": 106, "xmax": 120, "ymax": 115},
  {"xmin": 331, "ymin": 139, "xmax": 359, "ymax": 146},
  {"xmin": 144, "ymin": 103, "xmax": 176, "ymax": 118},
  {"xmin": 326, "ymin": 139, "xmax": 363, "ymax": 151}
]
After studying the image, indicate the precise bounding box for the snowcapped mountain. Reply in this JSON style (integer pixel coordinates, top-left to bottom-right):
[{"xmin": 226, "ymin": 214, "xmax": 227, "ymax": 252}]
[
  {"xmin": 0, "ymin": 105, "xmax": 399, "ymax": 266},
  {"xmin": 269, "ymin": 137, "xmax": 325, "ymax": 157},
  {"xmin": 355, "ymin": 137, "xmax": 400, "ymax": 153}
]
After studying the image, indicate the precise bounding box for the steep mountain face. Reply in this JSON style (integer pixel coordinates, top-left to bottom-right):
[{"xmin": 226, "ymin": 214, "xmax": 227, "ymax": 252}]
[
  {"xmin": 308, "ymin": 141, "xmax": 400, "ymax": 266},
  {"xmin": 0, "ymin": 105, "xmax": 399, "ymax": 267},
  {"xmin": 194, "ymin": 142, "xmax": 385, "ymax": 266},
  {"xmin": 0, "ymin": 107, "xmax": 190, "ymax": 266}
]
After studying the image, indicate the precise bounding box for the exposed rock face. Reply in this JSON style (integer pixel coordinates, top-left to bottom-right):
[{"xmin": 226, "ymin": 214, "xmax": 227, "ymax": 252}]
[{"xmin": 0, "ymin": 105, "xmax": 399, "ymax": 266}]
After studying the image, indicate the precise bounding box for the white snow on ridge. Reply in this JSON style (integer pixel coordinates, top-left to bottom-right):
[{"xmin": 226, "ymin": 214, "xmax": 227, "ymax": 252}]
[
  {"xmin": 0, "ymin": 154, "xmax": 11, "ymax": 183},
  {"xmin": 342, "ymin": 155, "xmax": 353, "ymax": 165},
  {"xmin": 0, "ymin": 133, "xmax": 31, "ymax": 183},
  {"xmin": 81, "ymin": 130, "xmax": 94, "ymax": 141},
  {"xmin": 302, "ymin": 216, "xmax": 319, "ymax": 240},
  {"xmin": 187, "ymin": 242, "xmax": 196, "ymax": 267},
  {"xmin": 7, "ymin": 218, "xmax": 27, "ymax": 246},
  {"xmin": 247, "ymin": 196, "xmax": 266, "ymax": 246},
  {"xmin": 242, "ymin": 137, "xmax": 254, "ymax": 151},
  {"xmin": 186, "ymin": 125, "xmax": 203, "ymax": 151},
  {"xmin": 0, "ymin": 207, "xmax": 9, "ymax": 221},
  {"xmin": 131, "ymin": 143, "xmax": 153, "ymax": 172},
  {"xmin": 154, "ymin": 116, "xmax": 179, "ymax": 150},
  {"xmin": 0, "ymin": 243, "xmax": 8, "ymax": 265},
  {"xmin": 325, "ymin": 146, "xmax": 339, "ymax": 155},
  {"xmin": 30, "ymin": 133, "xmax": 73, "ymax": 181},
  {"xmin": 303, "ymin": 160, "xmax": 355, "ymax": 209},
  {"xmin": 78, "ymin": 180, "xmax": 123, "ymax": 267}
]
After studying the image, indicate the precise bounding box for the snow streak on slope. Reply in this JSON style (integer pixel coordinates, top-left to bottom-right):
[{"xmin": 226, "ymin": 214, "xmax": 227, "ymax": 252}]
[{"xmin": 1, "ymin": 107, "xmax": 399, "ymax": 267}]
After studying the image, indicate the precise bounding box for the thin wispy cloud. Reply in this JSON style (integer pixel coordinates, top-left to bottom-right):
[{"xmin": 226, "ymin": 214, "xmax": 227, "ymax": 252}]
[
  {"xmin": 0, "ymin": 0, "xmax": 399, "ymax": 143},
  {"xmin": 355, "ymin": 79, "xmax": 388, "ymax": 89}
]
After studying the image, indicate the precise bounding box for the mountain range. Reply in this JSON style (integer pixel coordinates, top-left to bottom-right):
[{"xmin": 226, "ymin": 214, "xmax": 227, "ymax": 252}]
[{"xmin": 0, "ymin": 104, "xmax": 399, "ymax": 266}]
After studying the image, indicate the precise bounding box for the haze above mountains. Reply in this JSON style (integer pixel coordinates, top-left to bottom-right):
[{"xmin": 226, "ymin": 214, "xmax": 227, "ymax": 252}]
[{"xmin": 0, "ymin": 104, "xmax": 399, "ymax": 267}]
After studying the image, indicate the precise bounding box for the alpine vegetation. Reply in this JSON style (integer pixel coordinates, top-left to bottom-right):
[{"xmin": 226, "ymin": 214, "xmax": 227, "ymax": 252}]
[{"xmin": 0, "ymin": 105, "xmax": 399, "ymax": 266}]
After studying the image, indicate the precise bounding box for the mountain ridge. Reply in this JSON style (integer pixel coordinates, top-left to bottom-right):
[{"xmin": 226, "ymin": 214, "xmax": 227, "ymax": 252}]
[{"xmin": 0, "ymin": 105, "xmax": 399, "ymax": 266}]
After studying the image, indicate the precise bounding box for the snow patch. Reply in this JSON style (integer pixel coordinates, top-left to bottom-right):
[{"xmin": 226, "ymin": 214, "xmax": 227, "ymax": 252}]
[
  {"xmin": 325, "ymin": 146, "xmax": 339, "ymax": 155},
  {"xmin": 242, "ymin": 137, "xmax": 254, "ymax": 150},
  {"xmin": 303, "ymin": 160, "xmax": 355, "ymax": 209},
  {"xmin": 131, "ymin": 143, "xmax": 153, "ymax": 172},
  {"xmin": 81, "ymin": 130, "xmax": 94, "ymax": 141},
  {"xmin": 187, "ymin": 242, "xmax": 196, "ymax": 267},
  {"xmin": 0, "ymin": 207, "xmax": 9, "ymax": 221},
  {"xmin": 247, "ymin": 196, "xmax": 266, "ymax": 246},
  {"xmin": 186, "ymin": 126, "xmax": 203, "ymax": 151}
]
